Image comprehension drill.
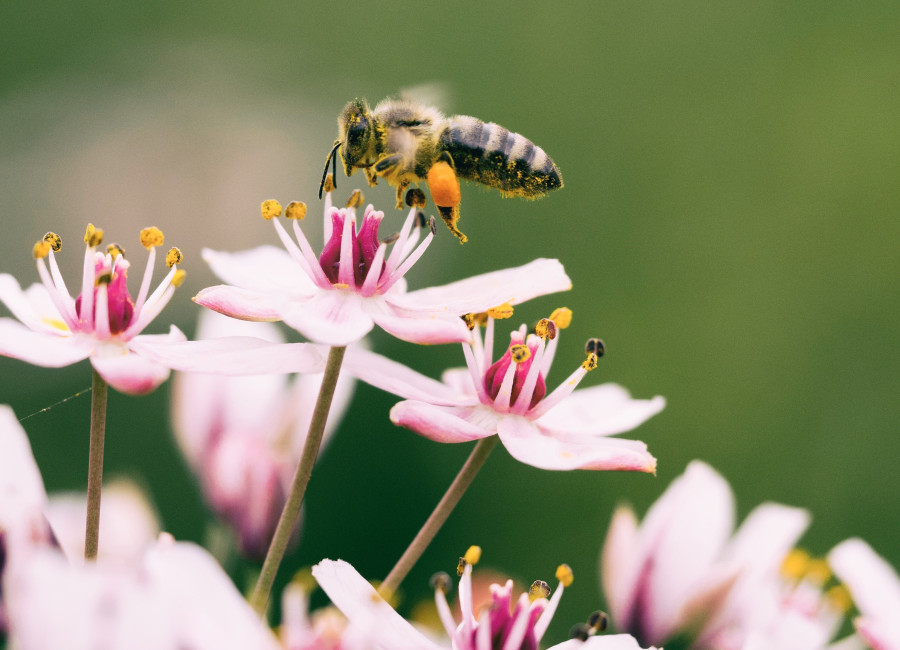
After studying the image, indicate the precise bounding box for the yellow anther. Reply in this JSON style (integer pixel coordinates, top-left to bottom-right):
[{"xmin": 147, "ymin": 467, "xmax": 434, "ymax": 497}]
[
  {"xmin": 464, "ymin": 545, "xmax": 482, "ymax": 566},
  {"xmin": 456, "ymin": 557, "xmax": 467, "ymax": 577},
  {"xmin": 285, "ymin": 201, "xmax": 307, "ymax": 220},
  {"xmin": 535, "ymin": 318, "xmax": 558, "ymax": 340},
  {"xmin": 84, "ymin": 223, "xmax": 104, "ymax": 248},
  {"xmin": 462, "ymin": 313, "xmax": 478, "ymax": 330},
  {"xmin": 582, "ymin": 352, "xmax": 598, "ymax": 371},
  {"xmin": 33, "ymin": 240, "xmax": 51, "ymax": 259},
  {"xmin": 43, "ymin": 232, "xmax": 62, "ymax": 252},
  {"xmin": 781, "ymin": 549, "xmax": 810, "ymax": 580},
  {"xmin": 549, "ymin": 307, "xmax": 572, "ymax": 329},
  {"xmin": 824, "ymin": 584, "xmax": 852, "ymax": 613},
  {"xmin": 345, "ymin": 189, "xmax": 364, "ymax": 208},
  {"xmin": 555, "ymin": 563, "xmax": 574, "ymax": 588},
  {"xmin": 289, "ymin": 567, "xmax": 316, "ymax": 593},
  {"xmin": 140, "ymin": 226, "xmax": 164, "ymax": 249},
  {"xmin": 323, "ymin": 174, "xmax": 335, "ymax": 194},
  {"xmin": 106, "ymin": 243, "xmax": 125, "ymax": 259},
  {"xmin": 166, "ymin": 247, "xmax": 183, "ymax": 268},
  {"xmin": 261, "ymin": 199, "xmax": 283, "ymax": 220},
  {"xmin": 511, "ymin": 344, "xmax": 531, "ymax": 364},
  {"xmin": 170, "ymin": 269, "xmax": 187, "ymax": 288},
  {"xmin": 332, "ymin": 282, "xmax": 349, "ymax": 290},
  {"xmin": 805, "ymin": 558, "xmax": 831, "ymax": 586},
  {"xmin": 487, "ymin": 303, "xmax": 514, "ymax": 320},
  {"xmin": 528, "ymin": 580, "xmax": 551, "ymax": 602}
]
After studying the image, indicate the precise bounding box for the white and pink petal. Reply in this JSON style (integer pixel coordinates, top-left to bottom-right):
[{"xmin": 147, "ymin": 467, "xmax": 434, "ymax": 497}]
[
  {"xmin": 280, "ymin": 290, "xmax": 374, "ymax": 346},
  {"xmin": 344, "ymin": 347, "xmax": 470, "ymax": 406},
  {"xmin": 370, "ymin": 303, "xmax": 471, "ymax": 345},
  {"xmin": 193, "ymin": 284, "xmax": 288, "ymax": 322},
  {"xmin": 390, "ymin": 401, "xmax": 495, "ymax": 443},
  {"xmin": 90, "ymin": 344, "xmax": 174, "ymax": 395},
  {"xmin": 202, "ymin": 246, "xmax": 315, "ymax": 296},
  {"xmin": 0, "ymin": 318, "xmax": 91, "ymax": 367}
]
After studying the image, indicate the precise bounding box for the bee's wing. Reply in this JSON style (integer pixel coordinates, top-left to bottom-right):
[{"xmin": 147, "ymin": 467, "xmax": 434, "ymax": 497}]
[{"xmin": 399, "ymin": 82, "xmax": 453, "ymax": 114}]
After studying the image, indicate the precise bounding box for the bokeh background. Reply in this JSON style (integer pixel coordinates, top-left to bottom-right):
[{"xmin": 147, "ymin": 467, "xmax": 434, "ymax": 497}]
[{"xmin": 2, "ymin": 0, "xmax": 898, "ymax": 642}]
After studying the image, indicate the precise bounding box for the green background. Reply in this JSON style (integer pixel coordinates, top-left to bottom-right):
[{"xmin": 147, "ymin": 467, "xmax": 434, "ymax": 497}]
[{"xmin": 2, "ymin": 0, "xmax": 898, "ymax": 643}]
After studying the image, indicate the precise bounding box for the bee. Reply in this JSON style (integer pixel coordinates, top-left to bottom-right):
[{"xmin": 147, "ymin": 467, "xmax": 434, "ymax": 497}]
[{"xmin": 319, "ymin": 97, "xmax": 563, "ymax": 243}]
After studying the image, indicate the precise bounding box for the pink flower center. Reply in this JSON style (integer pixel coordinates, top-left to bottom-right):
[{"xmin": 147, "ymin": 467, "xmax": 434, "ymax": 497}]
[
  {"xmin": 75, "ymin": 258, "xmax": 134, "ymax": 334},
  {"xmin": 482, "ymin": 339, "xmax": 547, "ymax": 410},
  {"xmin": 464, "ymin": 581, "xmax": 546, "ymax": 650},
  {"xmin": 318, "ymin": 208, "xmax": 382, "ymax": 287}
]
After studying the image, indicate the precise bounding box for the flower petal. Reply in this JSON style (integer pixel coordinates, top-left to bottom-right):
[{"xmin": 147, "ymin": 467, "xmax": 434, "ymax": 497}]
[
  {"xmin": 601, "ymin": 505, "xmax": 640, "ymax": 626},
  {"xmin": 343, "ymin": 347, "xmax": 471, "ymax": 406},
  {"xmin": 281, "ymin": 290, "xmax": 375, "ymax": 346},
  {"xmin": 193, "ymin": 284, "xmax": 287, "ymax": 322},
  {"xmin": 396, "ymin": 258, "xmax": 571, "ymax": 314},
  {"xmin": 202, "ymin": 245, "xmax": 315, "ymax": 295},
  {"xmin": 550, "ymin": 635, "xmax": 658, "ymax": 650},
  {"xmin": 131, "ymin": 331, "xmax": 325, "ymax": 375},
  {"xmin": 371, "ymin": 303, "xmax": 471, "ymax": 345},
  {"xmin": 0, "ymin": 318, "xmax": 91, "ymax": 367},
  {"xmin": 0, "ymin": 276, "xmax": 63, "ymax": 334},
  {"xmin": 498, "ymin": 416, "xmax": 657, "ymax": 472},
  {"xmin": 90, "ymin": 344, "xmax": 173, "ymax": 395},
  {"xmin": 312, "ymin": 559, "xmax": 443, "ymax": 650},
  {"xmin": 390, "ymin": 401, "xmax": 495, "ymax": 443},
  {"xmin": 535, "ymin": 384, "xmax": 666, "ymax": 440},
  {"xmin": 0, "ymin": 405, "xmax": 48, "ymax": 534}
]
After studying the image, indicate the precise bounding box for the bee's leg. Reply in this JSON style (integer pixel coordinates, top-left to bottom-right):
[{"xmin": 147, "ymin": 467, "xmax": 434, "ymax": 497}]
[
  {"xmin": 364, "ymin": 166, "xmax": 378, "ymax": 188},
  {"xmin": 427, "ymin": 159, "xmax": 467, "ymax": 243},
  {"xmin": 394, "ymin": 180, "xmax": 411, "ymax": 209}
]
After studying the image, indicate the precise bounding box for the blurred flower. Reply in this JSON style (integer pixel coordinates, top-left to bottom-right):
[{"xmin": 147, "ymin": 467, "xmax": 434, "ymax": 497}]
[
  {"xmin": 194, "ymin": 191, "xmax": 571, "ymax": 346},
  {"xmin": 312, "ymin": 549, "xmax": 657, "ymax": 649},
  {"xmin": 345, "ymin": 312, "xmax": 664, "ymax": 472},
  {"xmin": 4, "ymin": 534, "xmax": 282, "ymax": 650},
  {"xmin": 0, "ymin": 225, "xmax": 323, "ymax": 395},
  {"xmin": 829, "ymin": 538, "xmax": 900, "ymax": 650},
  {"xmin": 171, "ymin": 310, "xmax": 354, "ymax": 559},
  {"xmin": 601, "ymin": 460, "xmax": 856, "ymax": 649},
  {"xmin": 280, "ymin": 572, "xmax": 357, "ymax": 650}
]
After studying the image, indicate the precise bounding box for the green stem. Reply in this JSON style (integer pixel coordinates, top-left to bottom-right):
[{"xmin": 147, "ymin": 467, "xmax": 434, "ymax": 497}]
[
  {"xmin": 379, "ymin": 435, "xmax": 499, "ymax": 599},
  {"xmin": 84, "ymin": 369, "xmax": 108, "ymax": 561},
  {"xmin": 250, "ymin": 345, "xmax": 347, "ymax": 617}
]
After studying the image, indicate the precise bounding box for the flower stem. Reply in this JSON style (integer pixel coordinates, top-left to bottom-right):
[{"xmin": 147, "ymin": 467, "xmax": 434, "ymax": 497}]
[
  {"xmin": 84, "ymin": 369, "xmax": 108, "ymax": 561},
  {"xmin": 379, "ymin": 435, "xmax": 499, "ymax": 599},
  {"xmin": 250, "ymin": 345, "xmax": 347, "ymax": 617}
]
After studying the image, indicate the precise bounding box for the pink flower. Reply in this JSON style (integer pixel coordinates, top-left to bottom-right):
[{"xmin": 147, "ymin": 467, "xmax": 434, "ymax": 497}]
[
  {"xmin": 194, "ymin": 193, "xmax": 572, "ymax": 346},
  {"xmin": 0, "ymin": 225, "xmax": 324, "ymax": 394},
  {"xmin": 601, "ymin": 461, "xmax": 853, "ymax": 649},
  {"xmin": 312, "ymin": 550, "xmax": 658, "ymax": 649},
  {"xmin": 345, "ymin": 312, "xmax": 664, "ymax": 472},
  {"xmin": 829, "ymin": 538, "xmax": 900, "ymax": 650},
  {"xmin": 171, "ymin": 311, "xmax": 355, "ymax": 559}
]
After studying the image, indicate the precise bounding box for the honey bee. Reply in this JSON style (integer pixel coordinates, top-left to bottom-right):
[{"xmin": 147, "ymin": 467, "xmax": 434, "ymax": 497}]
[{"xmin": 319, "ymin": 97, "xmax": 563, "ymax": 243}]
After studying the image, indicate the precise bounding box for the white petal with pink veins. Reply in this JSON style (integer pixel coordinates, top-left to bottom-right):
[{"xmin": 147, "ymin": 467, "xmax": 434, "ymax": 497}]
[
  {"xmin": 0, "ymin": 318, "xmax": 92, "ymax": 367},
  {"xmin": 280, "ymin": 290, "xmax": 374, "ymax": 346},
  {"xmin": 202, "ymin": 245, "xmax": 315, "ymax": 295},
  {"xmin": 498, "ymin": 416, "xmax": 657, "ymax": 472},
  {"xmin": 395, "ymin": 258, "xmax": 571, "ymax": 314},
  {"xmin": 390, "ymin": 401, "xmax": 495, "ymax": 443},
  {"xmin": 193, "ymin": 284, "xmax": 287, "ymax": 322},
  {"xmin": 536, "ymin": 384, "xmax": 666, "ymax": 440}
]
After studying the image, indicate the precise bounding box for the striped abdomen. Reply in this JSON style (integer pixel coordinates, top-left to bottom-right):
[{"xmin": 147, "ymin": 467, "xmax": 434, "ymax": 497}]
[{"xmin": 438, "ymin": 115, "xmax": 563, "ymax": 198}]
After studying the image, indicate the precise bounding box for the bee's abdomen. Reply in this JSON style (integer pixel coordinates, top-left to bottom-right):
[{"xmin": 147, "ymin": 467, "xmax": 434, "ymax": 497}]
[{"xmin": 440, "ymin": 116, "xmax": 562, "ymax": 197}]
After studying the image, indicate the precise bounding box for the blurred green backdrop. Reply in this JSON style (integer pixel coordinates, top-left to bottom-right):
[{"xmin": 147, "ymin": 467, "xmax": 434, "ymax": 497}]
[{"xmin": 2, "ymin": 0, "xmax": 898, "ymax": 642}]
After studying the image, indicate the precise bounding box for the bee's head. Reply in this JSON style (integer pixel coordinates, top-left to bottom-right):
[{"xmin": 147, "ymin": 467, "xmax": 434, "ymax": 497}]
[{"xmin": 338, "ymin": 98, "xmax": 376, "ymax": 175}]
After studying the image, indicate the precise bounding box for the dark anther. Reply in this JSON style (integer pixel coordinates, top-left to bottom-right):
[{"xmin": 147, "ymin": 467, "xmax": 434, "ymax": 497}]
[
  {"xmin": 588, "ymin": 610, "xmax": 609, "ymax": 632},
  {"xmin": 416, "ymin": 210, "xmax": 428, "ymax": 228},
  {"xmin": 319, "ymin": 141, "xmax": 341, "ymax": 199},
  {"xmin": 429, "ymin": 571, "xmax": 452, "ymax": 593},
  {"xmin": 456, "ymin": 557, "xmax": 467, "ymax": 577},
  {"xmin": 405, "ymin": 187, "xmax": 427, "ymax": 208},
  {"xmin": 569, "ymin": 623, "xmax": 590, "ymax": 641},
  {"xmin": 584, "ymin": 338, "xmax": 605, "ymax": 358},
  {"xmin": 381, "ymin": 232, "xmax": 400, "ymax": 245}
]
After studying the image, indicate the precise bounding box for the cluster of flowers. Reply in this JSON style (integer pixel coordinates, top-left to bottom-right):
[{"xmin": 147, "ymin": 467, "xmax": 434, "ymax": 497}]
[{"xmin": 0, "ymin": 182, "xmax": 897, "ymax": 650}]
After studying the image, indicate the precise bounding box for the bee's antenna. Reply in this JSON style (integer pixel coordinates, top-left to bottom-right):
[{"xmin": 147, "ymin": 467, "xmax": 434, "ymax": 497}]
[{"xmin": 319, "ymin": 141, "xmax": 341, "ymax": 199}]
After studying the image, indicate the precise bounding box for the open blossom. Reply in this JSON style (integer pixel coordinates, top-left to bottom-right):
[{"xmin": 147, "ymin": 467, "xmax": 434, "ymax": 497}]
[
  {"xmin": 345, "ymin": 311, "xmax": 664, "ymax": 472},
  {"xmin": 312, "ymin": 548, "xmax": 657, "ymax": 649},
  {"xmin": 601, "ymin": 460, "xmax": 857, "ymax": 649},
  {"xmin": 172, "ymin": 310, "xmax": 355, "ymax": 559},
  {"xmin": 194, "ymin": 189, "xmax": 572, "ymax": 346},
  {"xmin": 0, "ymin": 225, "xmax": 323, "ymax": 395},
  {"xmin": 829, "ymin": 538, "xmax": 900, "ymax": 650}
]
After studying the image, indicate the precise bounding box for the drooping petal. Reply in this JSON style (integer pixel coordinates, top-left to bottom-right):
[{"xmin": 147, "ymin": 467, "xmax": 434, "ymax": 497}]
[
  {"xmin": 394, "ymin": 258, "xmax": 571, "ymax": 314},
  {"xmin": 202, "ymin": 246, "xmax": 315, "ymax": 295},
  {"xmin": 312, "ymin": 559, "xmax": 443, "ymax": 650},
  {"xmin": 370, "ymin": 302, "xmax": 471, "ymax": 345},
  {"xmin": 343, "ymin": 347, "xmax": 471, "ymax": 406},
  {"xmin": 0, "ymin": 318, "xmax": 92, "ymax": 367},
  {"xmin": 829, "ymin": 538, "xmax": 900, "ymax": 649},
  {"xmin": 390, "ymin": 401, "xmax": 495, "ymax": 443},
  {"xmin": 535, "ymin": 384, "xmax": 666, "ymax": 440},
  {"xmin": 498, "ymin": 416, "xmax": 657, "ymax": 472},
  {"xmin": 131, "ymin": 330, "xmax": 325, "ymax": 375},
  {"xmin": 193, "ymin": 284, "xmax": 288, "ymax": 322},
  {"xmin": 90, "ymin": 344, "xmax": 173, "ymax": 395},
  {"xmin": 280, "ymin": 290, "xmax": 375, "ymax": 346}
]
